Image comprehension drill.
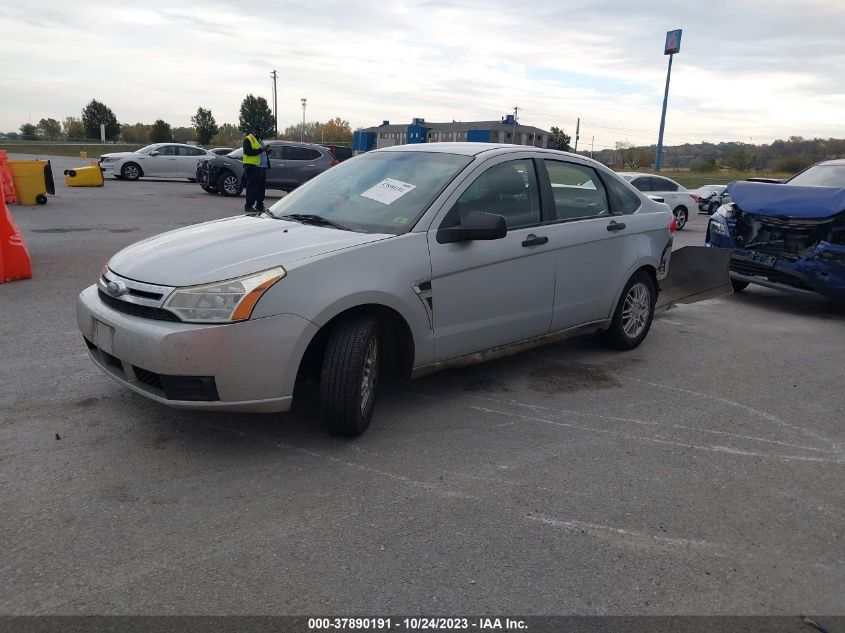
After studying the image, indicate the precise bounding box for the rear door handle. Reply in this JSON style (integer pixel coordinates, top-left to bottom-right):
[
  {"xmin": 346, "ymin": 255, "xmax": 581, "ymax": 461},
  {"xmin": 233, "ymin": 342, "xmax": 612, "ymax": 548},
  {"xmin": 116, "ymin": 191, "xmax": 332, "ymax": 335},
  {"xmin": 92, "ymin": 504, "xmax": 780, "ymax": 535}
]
[
  {"xmin": 522, "ymin": 234, "xmax": 549, "ymax": 247},
  {"xmin": 607, "ymin": 221, "xmax": 626, "ymax": 232}
]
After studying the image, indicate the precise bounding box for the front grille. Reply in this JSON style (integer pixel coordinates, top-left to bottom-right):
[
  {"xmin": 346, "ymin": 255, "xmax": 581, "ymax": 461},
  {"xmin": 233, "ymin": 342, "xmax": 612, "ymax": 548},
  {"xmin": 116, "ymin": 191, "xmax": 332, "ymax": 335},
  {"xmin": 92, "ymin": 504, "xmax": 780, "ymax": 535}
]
[
  {"xmin": 730, "ymin": 259, "xmax": 811, "ymax": 290},
  {"xmin": 98, "ymin": 289, "xmax": 180, "ymax": 322}
]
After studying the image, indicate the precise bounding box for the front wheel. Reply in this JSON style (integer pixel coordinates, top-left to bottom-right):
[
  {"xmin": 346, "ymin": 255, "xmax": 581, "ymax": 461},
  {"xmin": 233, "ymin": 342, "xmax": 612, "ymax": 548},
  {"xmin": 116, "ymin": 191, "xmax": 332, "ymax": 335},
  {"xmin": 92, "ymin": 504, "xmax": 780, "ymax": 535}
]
[
  {"xmin": 216, "ymin": 171, "xmax": 241, "ymax": 197},
  {"xmin": 121, "ymin": 162, "xmax": 141, "ymax": 181},
  {"xmin": 319, "ymin": 316, "xmax": 381, "ymax": 437},
  {"xmin": 672, "ymin": 206, "xmax": 689, "ymax": 230},
  {"xmin": 604, "ymin": 271, "xmax": 656, "ymax": 351}
]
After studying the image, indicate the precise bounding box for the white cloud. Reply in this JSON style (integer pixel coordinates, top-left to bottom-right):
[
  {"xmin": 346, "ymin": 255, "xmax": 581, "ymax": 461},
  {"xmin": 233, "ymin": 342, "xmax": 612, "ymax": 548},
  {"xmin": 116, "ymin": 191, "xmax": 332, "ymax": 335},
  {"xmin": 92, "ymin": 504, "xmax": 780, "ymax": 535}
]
[{"xmin": 1, "ymin": 0, "xmax": 843, "ymax": 145}]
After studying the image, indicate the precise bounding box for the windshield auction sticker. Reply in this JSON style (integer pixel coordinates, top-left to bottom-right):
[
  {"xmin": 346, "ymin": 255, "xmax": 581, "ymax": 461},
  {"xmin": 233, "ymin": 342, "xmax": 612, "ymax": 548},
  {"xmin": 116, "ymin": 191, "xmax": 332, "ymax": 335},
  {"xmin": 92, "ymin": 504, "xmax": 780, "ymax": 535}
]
[{"xmin": 361, "ymin": 178, "xmax": 416, "ymax": 205}]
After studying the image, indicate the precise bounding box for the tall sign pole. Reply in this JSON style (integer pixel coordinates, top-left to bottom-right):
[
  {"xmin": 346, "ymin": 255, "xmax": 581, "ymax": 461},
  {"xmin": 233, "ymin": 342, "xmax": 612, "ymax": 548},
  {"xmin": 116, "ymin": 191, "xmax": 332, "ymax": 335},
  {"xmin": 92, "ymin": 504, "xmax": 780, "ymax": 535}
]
[
  {"xmin": 271, "ymin": 70, "xmax": 278, "ymax": 138},
  {"xmin": 655, "ymin": 28, "xmax": 682, "ymax": 172}
]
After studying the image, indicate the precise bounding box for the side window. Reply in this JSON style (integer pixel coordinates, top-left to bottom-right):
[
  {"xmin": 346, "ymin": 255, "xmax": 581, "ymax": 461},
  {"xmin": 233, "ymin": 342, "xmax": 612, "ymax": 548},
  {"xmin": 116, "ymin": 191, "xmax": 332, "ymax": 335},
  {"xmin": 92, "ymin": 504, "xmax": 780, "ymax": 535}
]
[
  {"xmin": 283, "ymin": 146, "xmax": 320, "ymax": 160},
  {"xmin": 157, "ymin": 145, "xmax": 177, "ymax": 156},
  {"xmin": 629, "ymin": 177, "xmax": 651, "ymax": 192},
  {"xmin": 178, "ymin": 146, "xmax": 205, "ymax": 156},
  {"xmin": 441, "ymin": 159, "xmax": 541, "ymax": 230},
  {"xmin": 603, "ymin": 175, "xmax": 642, "ymax": 215},
  {"xmin": 268, "ymin": 145, "xmax": 285, "ymax": 159},
  {"xmin": 653, "ymin": 177, "xmax": 678, "ymax": 192},
  {"xmin": 544, "ymin": 160, "xmax": 609, "ymax": 221}
]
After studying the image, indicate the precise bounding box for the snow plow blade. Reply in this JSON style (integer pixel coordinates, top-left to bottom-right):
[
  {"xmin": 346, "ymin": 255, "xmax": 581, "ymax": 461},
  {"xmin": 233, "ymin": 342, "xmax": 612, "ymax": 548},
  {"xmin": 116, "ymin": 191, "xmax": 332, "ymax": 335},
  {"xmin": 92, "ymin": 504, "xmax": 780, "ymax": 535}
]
[{"xmin": 657, "ymin": 246, "xmax": 733, "ymax": 310}]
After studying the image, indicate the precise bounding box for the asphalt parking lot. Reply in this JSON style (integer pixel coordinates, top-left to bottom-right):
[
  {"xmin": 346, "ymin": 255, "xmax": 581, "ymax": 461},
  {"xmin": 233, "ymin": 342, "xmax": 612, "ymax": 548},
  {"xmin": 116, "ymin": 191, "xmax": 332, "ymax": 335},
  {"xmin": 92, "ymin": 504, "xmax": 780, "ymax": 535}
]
[{"xmin": 1, "ymin": 154, "xmax": 843, "ymax": 615}]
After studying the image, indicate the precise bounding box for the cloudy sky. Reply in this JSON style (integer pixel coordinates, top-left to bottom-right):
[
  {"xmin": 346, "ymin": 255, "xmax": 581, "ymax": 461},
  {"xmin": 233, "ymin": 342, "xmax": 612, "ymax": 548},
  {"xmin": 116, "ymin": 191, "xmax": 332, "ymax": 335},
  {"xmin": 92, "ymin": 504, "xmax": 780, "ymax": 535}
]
[{"xmin": 1, "ymin": 0, "xmax": 843, "ymax": 149}]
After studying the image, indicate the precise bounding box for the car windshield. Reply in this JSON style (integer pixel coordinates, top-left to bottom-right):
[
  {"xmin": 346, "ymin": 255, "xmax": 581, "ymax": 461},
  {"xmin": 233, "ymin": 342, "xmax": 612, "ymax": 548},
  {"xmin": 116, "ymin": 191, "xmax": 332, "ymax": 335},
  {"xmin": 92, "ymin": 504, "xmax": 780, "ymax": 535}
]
[
  {"xmin": 268, "ymin": 151, "xmax": 473, "ymax": 234},
  {"xmin": 787, "ymin": 164, "xmax": 845, "ymax": 187},
  {"xmin": 226, "ymin": 148, "xmax": 244, "ymax": 159},
  {"xmin": 136, "ymin": 144, "xmax": 161, "ymax": 155}
]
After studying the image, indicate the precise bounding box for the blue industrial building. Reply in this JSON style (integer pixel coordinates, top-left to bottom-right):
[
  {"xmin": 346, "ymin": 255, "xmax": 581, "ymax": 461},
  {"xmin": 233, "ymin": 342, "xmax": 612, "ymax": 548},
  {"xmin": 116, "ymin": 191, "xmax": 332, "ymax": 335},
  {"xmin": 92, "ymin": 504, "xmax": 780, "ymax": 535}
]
[{"xmin": 353, "ymin": 116, "xmax": 551, "ymax": 153}]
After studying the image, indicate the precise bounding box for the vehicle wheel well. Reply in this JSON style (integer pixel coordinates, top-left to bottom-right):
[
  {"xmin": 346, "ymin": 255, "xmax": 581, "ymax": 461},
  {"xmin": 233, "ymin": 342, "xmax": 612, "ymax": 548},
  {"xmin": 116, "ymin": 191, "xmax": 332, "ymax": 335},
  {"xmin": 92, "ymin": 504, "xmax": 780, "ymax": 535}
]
[
  {"xmin": 622, "ymin": 265, "xmax": 658, "ymax": 302},
  {"xmin": 122, "ymin": 162, "xmax": 143, "ymax": 177},
  {"xmin": 296, "ymin": 305, "xmax": 415, "ymax": 383}
]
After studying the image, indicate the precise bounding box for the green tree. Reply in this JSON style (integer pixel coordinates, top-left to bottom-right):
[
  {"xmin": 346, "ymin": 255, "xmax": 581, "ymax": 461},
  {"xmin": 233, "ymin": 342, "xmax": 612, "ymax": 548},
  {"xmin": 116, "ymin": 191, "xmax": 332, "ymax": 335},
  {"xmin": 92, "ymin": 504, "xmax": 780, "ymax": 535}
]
[
  {"xmin": 549, "ymin": 126, "xmax": 571, "ymax": 151},
  {"xmin": 19, "ymin": 123, "xmax": 37, "ymax": 140},
  {"xmin": 149, "ymin": 119, "xmax": 173, "ymax": 143},
  {"xmin": 120, "ymin": 122, "xmax": 151, "ymax": 143},
  {"xmin": 171, "ymin": 126, "xmax": 196, "ymax": 143},
  {"xmin": 191, "ymin": 107, "xmax": 219, "ymax": 145},
  {"xmin": 63, "ymin": 116, "xmax": 86, "ymax": 140},
  {"xmin": 81, "ymin": 99, "xmax": 120, "ymax": 140},
  {"xmin": 210, "ymin": 123, "xmax": 241, "ymax": 147},
  {"xmin": 238, "ymin": 95, "xmax": 274, "ymax": 134},
  {"xmin": 37, "ymin": 118, "xmax": 62, "ymax": 140}
]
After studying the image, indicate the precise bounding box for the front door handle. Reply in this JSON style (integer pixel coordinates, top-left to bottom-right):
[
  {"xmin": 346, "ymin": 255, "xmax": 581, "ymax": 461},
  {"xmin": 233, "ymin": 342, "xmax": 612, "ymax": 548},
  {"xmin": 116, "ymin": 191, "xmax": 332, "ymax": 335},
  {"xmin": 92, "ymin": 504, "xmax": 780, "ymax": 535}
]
[
  {"xmin": 522, "ymin": 234, "xmax": 549, "ymax": 247},
  {"xmin": 607, "ymin": 221, "xmax": 626, "ymax": 232}
]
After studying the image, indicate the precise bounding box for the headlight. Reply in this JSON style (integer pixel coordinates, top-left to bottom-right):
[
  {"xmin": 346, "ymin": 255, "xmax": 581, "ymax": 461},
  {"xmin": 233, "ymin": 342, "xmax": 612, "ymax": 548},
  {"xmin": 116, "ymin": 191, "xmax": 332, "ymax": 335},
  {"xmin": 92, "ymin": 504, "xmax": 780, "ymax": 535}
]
[
  {"xmin": 708, "ymin": 219, "xmax": 729, "ymax": 237},
  {"xmin": 164, "ymin": 267, "xmax": 285, "ymax": 323},
  {"xmin": 100, "ymin": 157, "xmax": 115, "ymax": 163}
]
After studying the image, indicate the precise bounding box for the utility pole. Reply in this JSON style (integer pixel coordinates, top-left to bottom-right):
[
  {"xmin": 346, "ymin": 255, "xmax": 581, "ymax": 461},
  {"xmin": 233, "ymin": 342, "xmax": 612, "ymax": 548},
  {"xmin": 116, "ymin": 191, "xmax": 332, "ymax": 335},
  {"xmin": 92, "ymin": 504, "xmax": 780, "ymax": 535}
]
[
  {"xmin": 590, "ymin": 135, "xmax": 594, "ymax": 159},
  {"xmin": 574, "ymin": 117, "xmax": 580, "ymax": 153},
  {"xmin": 300, "ymin": 98, "xmax": 307, "ymax": 142},
  {"xmin": 513, "ymin": 106, "xmax": 519, "ymax": 145},
  {"xmin": 655, "ymin": 29, "xmax": 682, "ymax": 172},
  {"xmin": 270, "ymin": 70, "xmax": 278, "ymax": 138}
]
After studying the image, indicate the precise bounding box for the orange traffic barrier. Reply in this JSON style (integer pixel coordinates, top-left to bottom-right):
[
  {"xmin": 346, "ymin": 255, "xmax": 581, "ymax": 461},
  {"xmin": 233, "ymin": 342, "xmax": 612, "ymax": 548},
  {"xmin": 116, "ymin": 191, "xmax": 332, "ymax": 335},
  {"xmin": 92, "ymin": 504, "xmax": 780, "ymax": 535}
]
[
  {"xmin": 0, "ymin": 195, "xmax": 32, "ymax": 283},
  {"xmin": 0, "ymin": 150, "xmax": 18, "ymax": 204}
]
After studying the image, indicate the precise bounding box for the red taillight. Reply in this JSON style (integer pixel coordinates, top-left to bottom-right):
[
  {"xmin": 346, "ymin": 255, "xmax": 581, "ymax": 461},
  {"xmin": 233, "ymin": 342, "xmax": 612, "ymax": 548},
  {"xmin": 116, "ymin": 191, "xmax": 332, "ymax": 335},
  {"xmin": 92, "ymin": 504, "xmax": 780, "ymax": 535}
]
[
  {"xmin": 330, "ymin": 159, "xmax": 340, "ymax": 166},
  {"xmin": 669, "ymin": 217, "xmax": 678, "ymax": 235}
]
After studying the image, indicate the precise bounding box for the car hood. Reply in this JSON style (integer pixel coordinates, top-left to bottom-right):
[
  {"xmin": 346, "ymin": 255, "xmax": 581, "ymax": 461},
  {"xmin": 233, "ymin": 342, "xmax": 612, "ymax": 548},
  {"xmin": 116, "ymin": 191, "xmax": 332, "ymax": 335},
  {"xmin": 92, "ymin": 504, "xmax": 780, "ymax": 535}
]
[
  {"xmin": 100, "ymin": 151, "xmax": 137, "ymax": 160},
  {"xmin": 727, "ymin": 181, "xmax": 845, "ymax": 219},
  {"xmin": 108, "ymin": 216, "xmax": 392, "ymax": 286}
]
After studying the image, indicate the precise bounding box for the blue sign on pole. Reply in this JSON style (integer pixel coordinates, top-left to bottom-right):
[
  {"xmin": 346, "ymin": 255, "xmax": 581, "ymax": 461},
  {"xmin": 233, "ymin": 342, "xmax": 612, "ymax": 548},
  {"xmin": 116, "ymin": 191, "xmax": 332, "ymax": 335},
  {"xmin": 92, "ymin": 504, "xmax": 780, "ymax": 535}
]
[{"xmin": 664, "ymin": 29, "xmax": 682, "ymax": 55}]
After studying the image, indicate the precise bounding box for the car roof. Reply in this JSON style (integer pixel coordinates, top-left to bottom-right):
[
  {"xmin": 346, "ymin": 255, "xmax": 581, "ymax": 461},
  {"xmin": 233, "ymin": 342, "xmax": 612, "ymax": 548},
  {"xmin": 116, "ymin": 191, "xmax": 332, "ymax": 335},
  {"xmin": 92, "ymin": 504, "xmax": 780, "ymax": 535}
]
[
  {"xmin": 375, "ymin": 142, "xmax": 599, "ymax": 162},
  {"xmin": 816, "ymin": 159, "xmax": 845, "ymax": 166}
]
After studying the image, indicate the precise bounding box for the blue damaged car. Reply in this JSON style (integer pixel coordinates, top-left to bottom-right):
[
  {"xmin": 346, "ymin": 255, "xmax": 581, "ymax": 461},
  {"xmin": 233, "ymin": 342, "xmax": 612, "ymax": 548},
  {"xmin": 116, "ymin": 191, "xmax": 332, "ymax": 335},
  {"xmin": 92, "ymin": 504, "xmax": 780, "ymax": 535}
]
[{"xmin": 706, "ymin": 159, "xmax": 845, "ymax": 303}]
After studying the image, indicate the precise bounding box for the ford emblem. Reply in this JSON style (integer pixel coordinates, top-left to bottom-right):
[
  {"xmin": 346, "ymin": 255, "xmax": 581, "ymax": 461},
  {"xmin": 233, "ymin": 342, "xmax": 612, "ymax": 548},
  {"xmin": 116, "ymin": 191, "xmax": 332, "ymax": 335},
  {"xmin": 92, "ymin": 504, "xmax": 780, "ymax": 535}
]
[{"xmin": 106, "ymin": 280, "xmax": 127, "ymax": 297}]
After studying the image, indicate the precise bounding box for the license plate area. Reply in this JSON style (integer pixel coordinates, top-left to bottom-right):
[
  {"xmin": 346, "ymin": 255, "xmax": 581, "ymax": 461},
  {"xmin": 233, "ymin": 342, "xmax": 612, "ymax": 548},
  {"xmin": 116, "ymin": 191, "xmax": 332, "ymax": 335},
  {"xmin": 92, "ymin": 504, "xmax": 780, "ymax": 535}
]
[{"xmin": 92, "ymin": 319, "xmax": 115, "ymax": 355}]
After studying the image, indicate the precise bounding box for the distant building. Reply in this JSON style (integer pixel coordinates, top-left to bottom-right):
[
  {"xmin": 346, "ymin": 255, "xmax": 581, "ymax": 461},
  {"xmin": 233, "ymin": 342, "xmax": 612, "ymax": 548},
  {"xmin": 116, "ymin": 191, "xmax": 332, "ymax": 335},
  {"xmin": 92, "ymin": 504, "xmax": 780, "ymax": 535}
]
[{"xmin": 353, "ymin": 116, "xmax": 551, "ymax": 153}]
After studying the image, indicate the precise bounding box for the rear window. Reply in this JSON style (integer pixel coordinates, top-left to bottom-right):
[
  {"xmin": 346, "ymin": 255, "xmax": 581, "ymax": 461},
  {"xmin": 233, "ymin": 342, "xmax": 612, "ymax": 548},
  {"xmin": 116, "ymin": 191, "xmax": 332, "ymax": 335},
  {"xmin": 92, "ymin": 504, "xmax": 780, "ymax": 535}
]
[{"xmin": 283, "ymin": 147, "xmax": 323, "ymax": 161}]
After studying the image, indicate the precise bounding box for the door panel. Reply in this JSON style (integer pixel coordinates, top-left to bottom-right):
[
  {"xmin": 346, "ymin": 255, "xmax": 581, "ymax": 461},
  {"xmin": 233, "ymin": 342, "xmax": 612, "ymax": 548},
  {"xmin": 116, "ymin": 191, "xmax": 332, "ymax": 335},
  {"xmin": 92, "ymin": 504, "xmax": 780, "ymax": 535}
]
[{"xmin": 426, "ymin": 158, "xmax": 555, "ymax": 361}]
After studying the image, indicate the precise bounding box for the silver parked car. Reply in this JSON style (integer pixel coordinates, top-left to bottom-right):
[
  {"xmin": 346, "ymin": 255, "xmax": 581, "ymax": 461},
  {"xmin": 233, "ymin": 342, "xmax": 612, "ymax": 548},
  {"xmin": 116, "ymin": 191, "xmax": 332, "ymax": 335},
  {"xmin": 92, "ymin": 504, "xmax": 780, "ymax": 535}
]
[{"xmin": 78, "ymin": 143, "xmax": 680, "ymax": 437}]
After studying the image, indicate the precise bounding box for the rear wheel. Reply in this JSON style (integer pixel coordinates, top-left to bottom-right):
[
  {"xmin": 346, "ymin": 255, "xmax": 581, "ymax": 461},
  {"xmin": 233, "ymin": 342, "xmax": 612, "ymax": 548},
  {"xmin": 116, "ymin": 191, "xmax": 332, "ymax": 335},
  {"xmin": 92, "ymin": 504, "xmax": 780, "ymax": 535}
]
[
  {"xmin": 35, "ymin": 194, "xmax": 48, "ymax": 205},
  {"xmin": 319, "ymin": 316, "xmax": 381, "ymax": 437},
  {"xmin": 216, "ymin": 171, "xmax": 241, "ymax": 196},
  {"xmin": 121, "ymin": 162, "xmax": 141, "ymax": 181},
  {"xmin": 672, "ymin": 206, "xmax": 689, "ymax": 230},
  {"xmin": 604, "ymin": 271, "xmax": 656, "ymax": 351},
  {"xmin": 731, "ymin": 279, "xmax": 749, "ymax": 292}
]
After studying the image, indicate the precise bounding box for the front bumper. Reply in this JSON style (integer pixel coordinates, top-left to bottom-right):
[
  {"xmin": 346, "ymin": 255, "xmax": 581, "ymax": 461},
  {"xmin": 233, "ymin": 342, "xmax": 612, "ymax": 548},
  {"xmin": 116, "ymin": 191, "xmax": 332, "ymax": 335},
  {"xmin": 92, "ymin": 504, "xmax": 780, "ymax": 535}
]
[
  {"xmin": 708, "ymin": 217, "xmax": 845, "ymax": 302},
  {"xmin": 99, "ymin": 161, "xmax": 117, "ymax": 175},
  {"xmin": 76, "ymin": 285, "xmax": 319, "ymax": 412}
]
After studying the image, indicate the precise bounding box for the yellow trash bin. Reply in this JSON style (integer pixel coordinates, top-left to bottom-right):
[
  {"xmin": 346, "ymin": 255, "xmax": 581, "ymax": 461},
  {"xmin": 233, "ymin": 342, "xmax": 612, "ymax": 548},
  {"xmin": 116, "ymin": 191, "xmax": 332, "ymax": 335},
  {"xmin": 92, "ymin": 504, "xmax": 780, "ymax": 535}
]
[
  {"xmin": 80, "ymin": 151, "xmax": 88, "ymax": 158},
  {"xmin": 8, "ymin": 160, "xmax": 55, "ymax": 205},
  {"xmin": 64, "ymin": 162, "xmax": 105, "ymax": 187}
]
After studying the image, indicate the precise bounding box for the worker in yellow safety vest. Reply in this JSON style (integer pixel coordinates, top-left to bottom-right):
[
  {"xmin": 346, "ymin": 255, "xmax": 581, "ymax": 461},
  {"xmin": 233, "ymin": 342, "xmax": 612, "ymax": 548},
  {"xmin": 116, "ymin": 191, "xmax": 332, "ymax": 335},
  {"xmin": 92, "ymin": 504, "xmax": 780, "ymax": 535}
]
[{"xmin": 242, "ymin": 125, "xmax": 271, "ymax": 214}]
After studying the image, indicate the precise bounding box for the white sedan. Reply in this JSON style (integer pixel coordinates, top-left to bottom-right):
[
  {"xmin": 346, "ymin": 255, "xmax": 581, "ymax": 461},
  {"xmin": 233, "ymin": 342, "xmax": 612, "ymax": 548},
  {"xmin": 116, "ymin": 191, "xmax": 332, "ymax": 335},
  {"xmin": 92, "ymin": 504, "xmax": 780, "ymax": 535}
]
[
  {"xmin": 100, "ymin": 143, "xmax": 213, "ymax": 181},
  {"xmin": 618, "ymin": 172, "xmax": 698, "ymax": 230}
]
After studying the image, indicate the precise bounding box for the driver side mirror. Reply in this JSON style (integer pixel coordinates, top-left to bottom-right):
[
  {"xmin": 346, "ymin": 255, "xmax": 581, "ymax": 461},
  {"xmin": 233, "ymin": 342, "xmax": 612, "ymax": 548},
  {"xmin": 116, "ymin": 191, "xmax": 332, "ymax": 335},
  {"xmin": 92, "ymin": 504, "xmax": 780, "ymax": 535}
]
[
  {"xmin": 437, "ymin": 211, "xmax": 507, "ymax": 244},
  {"xmin": 149, "ymin": 150, "xmax": 160, "ymax": 156}
]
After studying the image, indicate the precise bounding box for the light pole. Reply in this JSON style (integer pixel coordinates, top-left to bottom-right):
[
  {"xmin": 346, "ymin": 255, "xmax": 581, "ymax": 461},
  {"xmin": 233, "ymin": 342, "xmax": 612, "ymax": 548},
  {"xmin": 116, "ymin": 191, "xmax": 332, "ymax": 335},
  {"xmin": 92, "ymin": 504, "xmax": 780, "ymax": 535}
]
[
  {"xmin": 300, "ymin": 98, "xmax": 307, "ymax": 142},
  {"xmin": 655, "ymin": 29, "xmax": 682, "ymax": 172}
]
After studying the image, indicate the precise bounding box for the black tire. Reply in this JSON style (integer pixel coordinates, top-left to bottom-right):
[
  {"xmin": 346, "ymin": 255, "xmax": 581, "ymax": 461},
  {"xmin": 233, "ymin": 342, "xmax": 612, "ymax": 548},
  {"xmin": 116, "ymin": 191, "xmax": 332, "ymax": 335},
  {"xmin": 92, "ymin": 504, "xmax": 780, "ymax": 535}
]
[
  {"xmin": 604, "ymin": 271, "xmax": 656, "ymax": 351},
  {"xmin": 731, "ymin": 279, "xmax": 749, "ymax": 292},
  {"xmin": 35, "ymin": 194, "xmax": 48, "ymax": 205},
  {"xmin": 201, "ymin": 184, "xmax": 216, "ymax": 193},
  {"xmin": 319, "ymin": 316, "xmax": 381, "ymax": 437},
  {"xmin": 121, "ymin": 162, "xmax": 141, "ymax": 180},
  {"xmin": 672, "ymin": 206, "xmax": 689, "ymax": 230},
  {"xmin": 216, "ymin": 171, "xmax": 241, "ymax": 197},
  {"xmin": 67, "ymin": 169, "xmax": 77, "ymax": 177}
]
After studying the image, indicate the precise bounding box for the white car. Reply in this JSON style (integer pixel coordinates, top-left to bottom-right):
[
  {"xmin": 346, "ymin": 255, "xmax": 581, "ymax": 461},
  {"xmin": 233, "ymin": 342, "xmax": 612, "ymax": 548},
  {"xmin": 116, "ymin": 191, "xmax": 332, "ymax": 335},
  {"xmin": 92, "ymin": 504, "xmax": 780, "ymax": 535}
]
[
  {"xmin": 618, "ymin": 172, "xmax": 697, "ymax": 230},
  {"xmin": 100, "ymin": 143, "xmax": 213, "ymax": 181}
]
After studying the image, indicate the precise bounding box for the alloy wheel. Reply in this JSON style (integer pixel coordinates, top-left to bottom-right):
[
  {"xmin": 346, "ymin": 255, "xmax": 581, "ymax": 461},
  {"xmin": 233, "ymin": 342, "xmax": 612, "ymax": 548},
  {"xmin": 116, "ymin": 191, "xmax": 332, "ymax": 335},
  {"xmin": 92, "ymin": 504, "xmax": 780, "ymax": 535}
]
[
  {"xmin": 621, "ymin": 282, "xmax": 651, "ymax": 339},
  {"xmin": 359, "ymin": 337, "xmax": 379, "ymax": 417}
]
